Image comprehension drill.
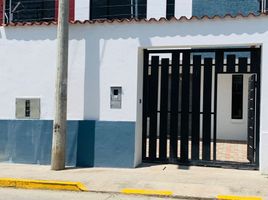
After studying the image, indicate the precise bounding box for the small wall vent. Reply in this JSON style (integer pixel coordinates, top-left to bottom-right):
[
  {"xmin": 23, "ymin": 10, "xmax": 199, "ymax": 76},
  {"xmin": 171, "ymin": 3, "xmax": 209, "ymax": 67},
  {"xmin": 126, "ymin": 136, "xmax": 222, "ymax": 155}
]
[{"xmin": 16, "ymin": 98, "xmax": 40, "ymax": 119}]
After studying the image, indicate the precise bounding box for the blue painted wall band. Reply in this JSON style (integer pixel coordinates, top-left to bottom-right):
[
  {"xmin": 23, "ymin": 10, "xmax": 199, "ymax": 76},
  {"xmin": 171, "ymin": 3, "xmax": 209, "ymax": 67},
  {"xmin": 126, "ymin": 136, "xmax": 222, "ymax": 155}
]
[{"xmin": 0, "ymin": 120, "xmax": 136, "ymax": 168}]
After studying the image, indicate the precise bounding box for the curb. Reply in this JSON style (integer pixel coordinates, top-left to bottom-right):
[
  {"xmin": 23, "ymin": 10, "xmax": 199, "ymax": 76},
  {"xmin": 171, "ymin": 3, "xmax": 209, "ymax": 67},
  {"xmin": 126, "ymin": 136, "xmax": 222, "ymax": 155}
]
[
  {"xmin": 121, "ymin": 188, "xmax": 173, "ymax": 196},
  {"xmin": 120, "ymin": 189, "xmax": 263, "ymax": 200},
  {"xmin": 0, "ymin": 178, "xmax": 88, "ymax": 192},
  {"xmin": 0, "ymin": 179, "xmax": 263, "ymax": 200},
  {"xmin": 91, "ymin": 190, "xmax": 215, "ymax": 200},
  {"xmin": 217, "ymin": 195, "xmax": 262, "ymax": 200}
]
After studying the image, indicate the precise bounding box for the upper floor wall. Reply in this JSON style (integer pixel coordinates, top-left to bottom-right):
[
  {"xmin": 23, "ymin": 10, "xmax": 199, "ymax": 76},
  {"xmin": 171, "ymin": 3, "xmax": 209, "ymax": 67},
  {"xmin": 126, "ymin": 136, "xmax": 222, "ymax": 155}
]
[
  {"xmin": 77, "ymin": 0, "xmax": 265, "ymax": 20},
  {"xmin": 0, "ymin": 0, "xmax": 266, "ymax": 23},
  {"xmin": 192, "ymin": 0, "xmax": 261, "ymax": 17}
]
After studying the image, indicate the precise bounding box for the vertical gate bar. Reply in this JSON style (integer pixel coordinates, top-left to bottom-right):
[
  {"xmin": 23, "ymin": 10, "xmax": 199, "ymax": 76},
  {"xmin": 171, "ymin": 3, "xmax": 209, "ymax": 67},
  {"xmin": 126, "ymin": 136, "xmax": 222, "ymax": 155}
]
[
  {"xmin": 191, "ymin": 55, "xmax": 201, "ymax": 160},
  {"xmin": 142, "ymin": 49, "xmax": 149, "ymax": 159},
  {"xmin": 227, "ymin": 55, "xmax": 236, "ymax": 73},
  {"xmin": 170, "ymin": 52, "xmax": 180, "ymax": 162},
  {"xmin": 180, "ymin": 51, "xmax": 191, "ymax": 162},
  {"xmin": 213, "ymin": 69, "xmax": 217, "ymax": 161},
  {"xmin": 238, "ymin": 57, "xmax": 248, "ymax": 73},
  {"xmin": 148, "ymin": 56, "xmax": 159, "ymax": 160},
  {"xmin": 251, "ymin": 49, "xmax": 260, "ymax": 73},
  {"xmin": 213, "ymin": 51, "xmax": 223, "ymax": 161},
  {"xmin": 251, "ymin": 49, "xmax": 261, "ymax": 165},
  {"xmin": 159, "ymin": 58, "xmax": 169, "ymax": 160},
  {"xmin": 202, "ymin": 58, "xmax": 213, "ymax": 161},
  {"xmin": 215, "ymin": 51, "xmax": 224, "ymax": 73}
]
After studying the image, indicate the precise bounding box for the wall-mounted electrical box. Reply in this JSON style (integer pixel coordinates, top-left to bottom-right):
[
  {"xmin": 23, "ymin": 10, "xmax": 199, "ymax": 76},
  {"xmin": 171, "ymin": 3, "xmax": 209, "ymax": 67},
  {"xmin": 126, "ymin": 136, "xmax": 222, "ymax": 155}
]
[
  {"xmin": 110, "ymin": 87, "xmax": 122, "ymax": 109},
  {"xmin": 16, "ymin": 98, "xmax": 40, "ymax": 119}
]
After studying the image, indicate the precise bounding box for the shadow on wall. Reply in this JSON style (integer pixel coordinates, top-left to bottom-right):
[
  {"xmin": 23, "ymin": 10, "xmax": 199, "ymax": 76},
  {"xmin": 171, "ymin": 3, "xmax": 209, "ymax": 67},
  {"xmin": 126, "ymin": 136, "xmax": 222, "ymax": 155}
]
[
  {"xmin": 76, "ymin": 121, "xmax": 95, "ymax": 167},
  {"xmin": 0, "ymin": 18, "xmax": 266, "ymax": 168},
  {"xmin": 2, "ymin": 15, "xmax": 268, "ymax": 41},
  {"xmin": 0, "ymin": 25, "xmax": 101, "ymax": 120},
  {"xmin": 82, "ymin": 25, "xmax": 153, "ymax": 120},
  {"xmin": 83, "ymin": 19, "xmax": 268, "ymax": 40},
  {"xmin": 0, "ymin": 120, "xmax": 135, "ymax": 168},
  {"xmin": 79, "ymin": 19, "xmax": 266, "ymax": 120},
  {"xmin": 1, "ymin": 18, "xmax": 267, "ymax": 119},
  {"xmin": 0, "ymin": 120, "xmax": 95, "ymax": 167},
  {"xmin": 83, "ymin": 27, "xmax": 100, "ymax": 120},
  {"xmin": 1, "ymin": 26, "xmax": 57, "ymax": 41}
]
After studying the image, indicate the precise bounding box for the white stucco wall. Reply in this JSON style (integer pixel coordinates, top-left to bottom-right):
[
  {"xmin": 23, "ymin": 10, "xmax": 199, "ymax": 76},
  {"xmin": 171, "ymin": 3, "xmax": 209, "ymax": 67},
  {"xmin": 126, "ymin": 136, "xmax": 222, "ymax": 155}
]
[
  {"xmin": 0, "ymin": 27, "xmax": 86, "ymax": 120},
  {"xmin": 217, "ymin": 74, "xmax": 250, "ymax": 141},
  {"xmin": 175, "ymin": 0, "xmax": 192, "ymax": 18},
  {"xmin": 144, "ymin": 0, "xmax": 193, "ymax": 19},
  {"xmin": 146, "ymin": 0, "xmax": 167, "ymax": 19},
  {"xmin": 0, "ymin": 15, "xmax": 268, "ymax": 173},
  {"xmin": 75, "ymin": 0, "xmax": 90, "ymax": 20}
]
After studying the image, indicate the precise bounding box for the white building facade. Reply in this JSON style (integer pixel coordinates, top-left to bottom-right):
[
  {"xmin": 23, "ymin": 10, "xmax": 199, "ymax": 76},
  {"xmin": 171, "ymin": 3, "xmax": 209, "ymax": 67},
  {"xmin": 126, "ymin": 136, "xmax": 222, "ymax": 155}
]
[{"xmin": 0, "ymin": 1, "xmax": 267, "ymax": 173}]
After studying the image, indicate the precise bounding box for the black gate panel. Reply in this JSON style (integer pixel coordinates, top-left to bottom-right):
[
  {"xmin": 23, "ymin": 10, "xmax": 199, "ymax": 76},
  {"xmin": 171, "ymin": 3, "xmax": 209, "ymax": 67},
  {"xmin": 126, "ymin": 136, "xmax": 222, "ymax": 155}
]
[
  {"xmin": 213, "ymin": 51, "xmax": 224, "ymax": 161},
  {"xmin": 191, "ymin": 55, "xmax": 201, "ymax": 160},
  {"xmin": 142, "ymin": 50, "xmax": 149, "ymax": 160},
  {"xmin": 148, "ymin": 56, "xmax": 159, "ymax": 160},
  {"xmin": 202, "ymin": 58, "xmax": 213, "ymax": 161},
  {"xmin": 238, "ymin": 57, "xmax": 248, "ymax": 73},
  {"xmin": 180, "ymin": 52, "xmax": 191, "ymax": 162},
  {"xmin": 170, "ymin": 53, "xmax": 180, "ymax": 162},
  {"xmin": 251, "ymin": 50, "xmax": 261, "ymax": 165},
  {"xmin": 247, "ymin": 74, "xmax": 256, "ymax": 163},
  {"xmin": 215, "ymin": 51, "xmax": 224, "ymax": 73},
  {"xmin": 227, "ymin": 55, "xmax": 236, "ymax": 73},
  {"xmin": 142, "ymin": 47, "xmax": 261, "ymax": 167},
  {"xmin": 159, "ymin": 58, "xmax": 169, "ymax": 160}
]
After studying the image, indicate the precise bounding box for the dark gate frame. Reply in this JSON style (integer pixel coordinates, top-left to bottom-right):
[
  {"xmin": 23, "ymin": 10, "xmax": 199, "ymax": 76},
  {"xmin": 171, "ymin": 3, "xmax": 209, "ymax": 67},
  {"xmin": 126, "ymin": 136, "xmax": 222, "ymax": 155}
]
[{"xmin": 142, "ymin": 47, "xmax": 261, "ymax": 169}]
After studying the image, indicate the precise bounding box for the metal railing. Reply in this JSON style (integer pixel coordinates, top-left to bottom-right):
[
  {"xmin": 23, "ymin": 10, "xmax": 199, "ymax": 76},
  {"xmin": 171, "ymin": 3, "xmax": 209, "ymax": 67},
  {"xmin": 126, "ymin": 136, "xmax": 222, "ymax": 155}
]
[
  {"xmin": 5, "ymin": 0, "xmax": 56, "ymax": 23},
  {"xmin": 90, "ymin": 3, "xmax": 147, "ymax": 20}
]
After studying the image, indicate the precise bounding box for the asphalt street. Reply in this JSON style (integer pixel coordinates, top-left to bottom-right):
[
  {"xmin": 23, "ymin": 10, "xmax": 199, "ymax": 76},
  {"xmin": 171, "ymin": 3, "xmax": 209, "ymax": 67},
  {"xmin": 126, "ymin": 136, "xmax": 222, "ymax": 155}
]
[{"xmin": 0, "ymin": 188, "xmax": 183, "ymax": 200}]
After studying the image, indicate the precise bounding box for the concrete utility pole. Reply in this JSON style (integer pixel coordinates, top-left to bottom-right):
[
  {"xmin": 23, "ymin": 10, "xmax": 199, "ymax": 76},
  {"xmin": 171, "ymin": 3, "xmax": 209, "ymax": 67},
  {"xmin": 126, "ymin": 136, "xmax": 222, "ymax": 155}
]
[{"xmin": 51, "ymin": 0, "xmax": 69, "ymax": 170}]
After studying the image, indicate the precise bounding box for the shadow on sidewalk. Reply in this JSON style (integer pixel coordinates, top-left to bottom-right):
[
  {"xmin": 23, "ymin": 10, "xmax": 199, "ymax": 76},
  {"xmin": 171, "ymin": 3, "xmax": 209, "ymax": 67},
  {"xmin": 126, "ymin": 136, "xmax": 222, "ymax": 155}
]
[{"xmin": 136, "ymin": 163, "xmax": 190, "ymax": 170}]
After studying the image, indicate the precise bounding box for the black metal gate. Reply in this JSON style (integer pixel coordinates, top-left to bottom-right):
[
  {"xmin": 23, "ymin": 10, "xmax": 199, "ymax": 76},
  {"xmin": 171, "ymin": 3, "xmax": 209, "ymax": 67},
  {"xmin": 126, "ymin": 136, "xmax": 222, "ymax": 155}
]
[
  {"xmin": 247, "ymin": 74, "xmax": 257, "ymax": 164},
  {"xmin": 142, "ymin": 47, "xmax": 261, "ymax": 167}
]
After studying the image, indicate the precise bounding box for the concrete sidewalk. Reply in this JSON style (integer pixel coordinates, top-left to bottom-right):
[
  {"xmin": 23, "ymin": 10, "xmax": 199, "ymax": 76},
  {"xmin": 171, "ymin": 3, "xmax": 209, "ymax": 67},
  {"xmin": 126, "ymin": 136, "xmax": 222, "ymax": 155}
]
[{"xmin": 0, "ymin": 163, "xmax": 267, "ymax": 199}]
